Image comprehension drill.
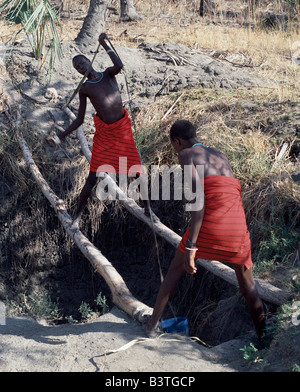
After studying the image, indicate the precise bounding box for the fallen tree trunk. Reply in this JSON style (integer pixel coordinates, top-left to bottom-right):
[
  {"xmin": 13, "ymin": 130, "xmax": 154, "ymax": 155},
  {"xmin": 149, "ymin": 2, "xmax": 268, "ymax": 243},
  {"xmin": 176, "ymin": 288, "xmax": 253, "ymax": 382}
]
[
  {"xmin": 13, "ymin": 108, "xmax": 152, "ymax": 322},
  {"xmin": 196, "ymin": 260, "xmax": 290, "ymax": 305},
  {"xmin": 63, "ymin": 108, "xmax": 291, "ymax": 306}
]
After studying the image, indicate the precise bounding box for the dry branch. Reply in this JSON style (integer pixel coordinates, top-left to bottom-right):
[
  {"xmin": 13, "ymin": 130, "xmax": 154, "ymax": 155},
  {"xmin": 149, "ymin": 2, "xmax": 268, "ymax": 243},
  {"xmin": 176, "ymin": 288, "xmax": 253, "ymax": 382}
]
[
  {"xmin": 196, "ymin": 260, "xmax": 290, "ymax": 305},
  {"xmin": 161, "ymin": 93, "xmax": 185, "ymax": 121},
  {"xmin": 63, "ymin": 108, "xmax": 291, "ymax": 306},
  {"xmin": 272, "ymin": 142, "xmax": 289, "ymax": 170},
  {"xmin": 12, "ymin": 107, "xmax": 152, "ymax": 322}
]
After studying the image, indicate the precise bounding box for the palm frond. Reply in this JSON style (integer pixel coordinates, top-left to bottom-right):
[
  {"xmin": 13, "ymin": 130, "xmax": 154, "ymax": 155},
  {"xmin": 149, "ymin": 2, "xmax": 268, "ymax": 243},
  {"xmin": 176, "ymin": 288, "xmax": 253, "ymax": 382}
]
[
  {"xmin": 0, "ymin": 0, "xmax": 32, "ymax": 23},
  {"xmin": 1, "ymin": 0, "xmax": 63, "ymax": 69}
]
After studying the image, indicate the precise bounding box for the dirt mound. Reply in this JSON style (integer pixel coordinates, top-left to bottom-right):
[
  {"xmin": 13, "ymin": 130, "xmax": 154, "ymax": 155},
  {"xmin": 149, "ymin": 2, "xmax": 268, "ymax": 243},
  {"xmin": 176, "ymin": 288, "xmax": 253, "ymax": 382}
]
[{"xmin": 4, "ymin": 39, "xmax": 268, "ymax": 137}]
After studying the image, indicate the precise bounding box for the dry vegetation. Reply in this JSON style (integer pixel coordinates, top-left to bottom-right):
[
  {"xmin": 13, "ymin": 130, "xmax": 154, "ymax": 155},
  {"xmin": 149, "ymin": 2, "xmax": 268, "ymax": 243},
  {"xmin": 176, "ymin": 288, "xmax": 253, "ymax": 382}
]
[
  {"xmin": 62, "ymin": 0, "xmax": 300, "ymax": 93},
  {"xmin": 0, "ymin": 0, "xmax": 299, "ymax": 371}
]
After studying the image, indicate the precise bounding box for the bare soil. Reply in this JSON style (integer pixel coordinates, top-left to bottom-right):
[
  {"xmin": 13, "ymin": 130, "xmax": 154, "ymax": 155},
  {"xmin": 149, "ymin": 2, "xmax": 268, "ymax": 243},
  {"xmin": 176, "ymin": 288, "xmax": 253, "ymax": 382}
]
[{"xmin": 0, "ymin": 306, "xmax": 258, "ymax": 372}]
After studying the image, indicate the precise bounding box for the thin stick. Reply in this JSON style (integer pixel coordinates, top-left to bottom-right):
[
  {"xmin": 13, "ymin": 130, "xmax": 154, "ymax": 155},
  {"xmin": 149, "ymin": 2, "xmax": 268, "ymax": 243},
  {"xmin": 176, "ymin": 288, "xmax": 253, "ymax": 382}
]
[
  {"xmin": 272, "ymin": 142, "xmax": 289, "ymax": 170},
  {"xmin": 161, "ymin": 93, "xmax": 185, "ymax": 121}
]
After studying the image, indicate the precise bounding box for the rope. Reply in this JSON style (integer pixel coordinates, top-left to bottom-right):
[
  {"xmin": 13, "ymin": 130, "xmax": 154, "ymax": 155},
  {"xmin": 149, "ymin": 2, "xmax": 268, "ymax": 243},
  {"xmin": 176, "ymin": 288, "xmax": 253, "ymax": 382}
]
[
  {"xmin": 105, "ymin": 37, "xmax": 137, "ymax": 132},
  {"xmin": 106, "ymin": 36, "xmax": 181, "ymax": 320},
  {"xmin": 94, "ymin": 333, "xmax": 211, "ymax": 358}
]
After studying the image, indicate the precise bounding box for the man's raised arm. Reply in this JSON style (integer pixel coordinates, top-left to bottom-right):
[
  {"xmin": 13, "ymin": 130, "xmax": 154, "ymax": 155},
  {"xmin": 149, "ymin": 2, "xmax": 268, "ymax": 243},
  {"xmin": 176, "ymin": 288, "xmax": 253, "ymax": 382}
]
[{"xmin": 99, "ymin": 33, "xmax": 124, "ymax": 75}]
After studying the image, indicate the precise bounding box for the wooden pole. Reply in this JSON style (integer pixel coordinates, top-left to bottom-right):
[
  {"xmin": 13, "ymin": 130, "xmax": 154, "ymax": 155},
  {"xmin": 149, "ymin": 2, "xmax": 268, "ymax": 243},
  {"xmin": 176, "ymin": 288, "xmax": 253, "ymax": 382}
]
[
  {"xmin": 12, "ymin": 108, "xmax": 152, "ymax": 322},
  {"xmin": 63, "ymin": 108, "xmax": 291, "ymax": 306}
]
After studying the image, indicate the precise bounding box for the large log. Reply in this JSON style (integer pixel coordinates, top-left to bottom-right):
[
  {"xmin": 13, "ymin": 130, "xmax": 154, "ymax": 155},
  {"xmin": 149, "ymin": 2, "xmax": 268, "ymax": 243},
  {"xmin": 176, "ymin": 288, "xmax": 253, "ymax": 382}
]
[
  {"xmin": 196, "ymin": 260, "xmax": 290, "ymax": 306},
  {"xmin": 63, "ymin": 108, "xmax": 291, "ymax": 306},
  {"xmin": 13, "ymin": 109, "xmax": 152, "ymax": 322}
]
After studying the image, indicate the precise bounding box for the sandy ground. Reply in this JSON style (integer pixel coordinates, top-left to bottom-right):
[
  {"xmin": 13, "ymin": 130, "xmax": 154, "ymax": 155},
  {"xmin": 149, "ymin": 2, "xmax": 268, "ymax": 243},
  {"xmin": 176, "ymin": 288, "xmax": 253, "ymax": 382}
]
[{"xmin": 0, "ymin": 306, "xmax": 256, "ymax": 373}]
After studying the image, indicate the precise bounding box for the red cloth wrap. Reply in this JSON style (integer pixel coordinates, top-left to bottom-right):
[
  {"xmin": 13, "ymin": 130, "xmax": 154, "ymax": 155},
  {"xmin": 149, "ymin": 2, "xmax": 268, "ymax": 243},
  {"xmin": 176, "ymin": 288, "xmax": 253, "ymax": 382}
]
[
  {"xmin": 90, "ymin": 108, "xmax": 143, "ymax": 175},
  {"xmin": 179, "ymin": 175, "xmax": 253, "ymax": 270}
]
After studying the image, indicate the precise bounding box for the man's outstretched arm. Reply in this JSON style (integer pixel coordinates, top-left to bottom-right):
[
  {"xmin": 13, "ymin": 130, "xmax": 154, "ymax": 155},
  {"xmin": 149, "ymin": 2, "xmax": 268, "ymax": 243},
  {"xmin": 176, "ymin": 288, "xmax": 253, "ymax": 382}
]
[
  {"xmin": 45, "ymin": 90, "xmax": 87, "ymax": 147},
  {"xmin": 59, "ymin": 90, "xmax": 87, "ymax": 140},
  {"xmin": 179, "ymin": 150, "xmax": 205, "ymax": 274}
]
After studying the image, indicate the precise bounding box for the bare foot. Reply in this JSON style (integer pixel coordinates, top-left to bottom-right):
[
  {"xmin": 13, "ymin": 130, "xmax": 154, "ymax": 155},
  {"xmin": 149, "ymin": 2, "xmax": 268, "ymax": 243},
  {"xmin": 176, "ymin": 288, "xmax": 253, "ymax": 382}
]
[{"xmin": 143, "ymin": 320, "xmax": 162, "ymax": 339}]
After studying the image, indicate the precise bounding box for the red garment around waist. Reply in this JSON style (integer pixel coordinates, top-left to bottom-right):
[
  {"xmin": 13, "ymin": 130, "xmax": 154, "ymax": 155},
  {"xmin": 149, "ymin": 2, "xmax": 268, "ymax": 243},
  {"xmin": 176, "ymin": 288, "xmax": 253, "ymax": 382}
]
[
  {"xmin": 90, "ymin": 108, "xmax": 143, "ymax": 175},
  {"xmin": 179, "ymin": 176, "xmax": 253, "ymax": 269}
]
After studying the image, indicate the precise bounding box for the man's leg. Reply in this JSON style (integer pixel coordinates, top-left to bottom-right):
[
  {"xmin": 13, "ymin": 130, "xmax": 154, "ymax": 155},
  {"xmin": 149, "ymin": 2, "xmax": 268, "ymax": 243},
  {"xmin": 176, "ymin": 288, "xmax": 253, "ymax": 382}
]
[
  {"xmin": 234, "ymin": 265, "xmax": 266, "ymax": 341},
  {"xmin": 145, "ymin": 248, "xmax": 186, "ymax": 337},
  {"xmin": 72, "ymin": 171, "xmax": 97, "ymax": 229}
]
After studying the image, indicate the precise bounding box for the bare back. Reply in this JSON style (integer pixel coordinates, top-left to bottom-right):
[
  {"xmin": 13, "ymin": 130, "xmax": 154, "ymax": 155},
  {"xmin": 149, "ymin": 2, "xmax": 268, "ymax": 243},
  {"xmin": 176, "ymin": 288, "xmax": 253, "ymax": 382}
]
[
  {"xmin": 81, "ymin": 69, "xmax": 124, "ymax": 124},
  {"xmin": 180, "ymin": 145, "xmax": 234, "ymax": 178}
]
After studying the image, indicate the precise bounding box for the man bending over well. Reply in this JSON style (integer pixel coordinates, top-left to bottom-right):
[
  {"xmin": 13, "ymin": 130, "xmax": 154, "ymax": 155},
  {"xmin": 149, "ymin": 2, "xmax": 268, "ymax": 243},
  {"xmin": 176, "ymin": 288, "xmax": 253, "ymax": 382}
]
[{"xmin": 144, "ymin": 120, "xmax": 266, "ymax": 348}]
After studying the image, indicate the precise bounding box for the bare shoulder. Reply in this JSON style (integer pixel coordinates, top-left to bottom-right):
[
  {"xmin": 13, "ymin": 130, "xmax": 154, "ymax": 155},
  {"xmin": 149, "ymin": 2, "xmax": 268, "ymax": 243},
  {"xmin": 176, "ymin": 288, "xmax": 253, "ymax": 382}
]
[
  {"xmin": 178, "ymin": 148, "xmax": 193, "ymax": 165},
  {"xmin": 178, "ymin": 147, "xmax": 206, "ymax": 166},
  {"xmin": 104, "ymin": 66, "xmax": 120, "ymax": 78},
  {"xmin": 181, "ymin": 146, "xmax": 208, "ymax": 163},
  {"xmin": 79, "ymin": 82, "xmax": 88, "ymax": 95}
]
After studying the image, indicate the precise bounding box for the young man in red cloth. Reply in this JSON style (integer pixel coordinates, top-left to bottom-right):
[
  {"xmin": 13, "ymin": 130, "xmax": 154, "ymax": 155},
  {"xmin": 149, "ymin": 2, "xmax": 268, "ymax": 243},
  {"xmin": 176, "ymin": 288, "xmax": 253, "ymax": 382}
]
[
  {"xmin": 144, "ymin": 120, "xmax": 266, "ymax": 346},
  {"xmin": 47, "ymin": 33, "xmax": 151, "ymax": 228}
]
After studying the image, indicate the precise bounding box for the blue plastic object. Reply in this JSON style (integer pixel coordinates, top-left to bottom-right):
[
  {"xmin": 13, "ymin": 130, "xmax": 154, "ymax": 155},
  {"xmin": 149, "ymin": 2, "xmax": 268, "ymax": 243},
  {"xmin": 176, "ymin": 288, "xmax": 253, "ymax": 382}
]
[{"xmin": 161, "ymin": 317, "xmax": 189, "ymax": 335}]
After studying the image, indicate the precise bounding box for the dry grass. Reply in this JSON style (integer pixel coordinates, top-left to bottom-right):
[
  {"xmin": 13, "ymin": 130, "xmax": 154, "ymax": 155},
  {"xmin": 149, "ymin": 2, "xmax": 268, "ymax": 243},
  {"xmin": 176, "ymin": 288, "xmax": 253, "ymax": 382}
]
[
  {"xmin": 104, "ymin": 0, "xmax": 300, "ymax": 96},
  {"xmin": 133, "ymin": 85, "xmax": 299, "ymax": 274}
]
